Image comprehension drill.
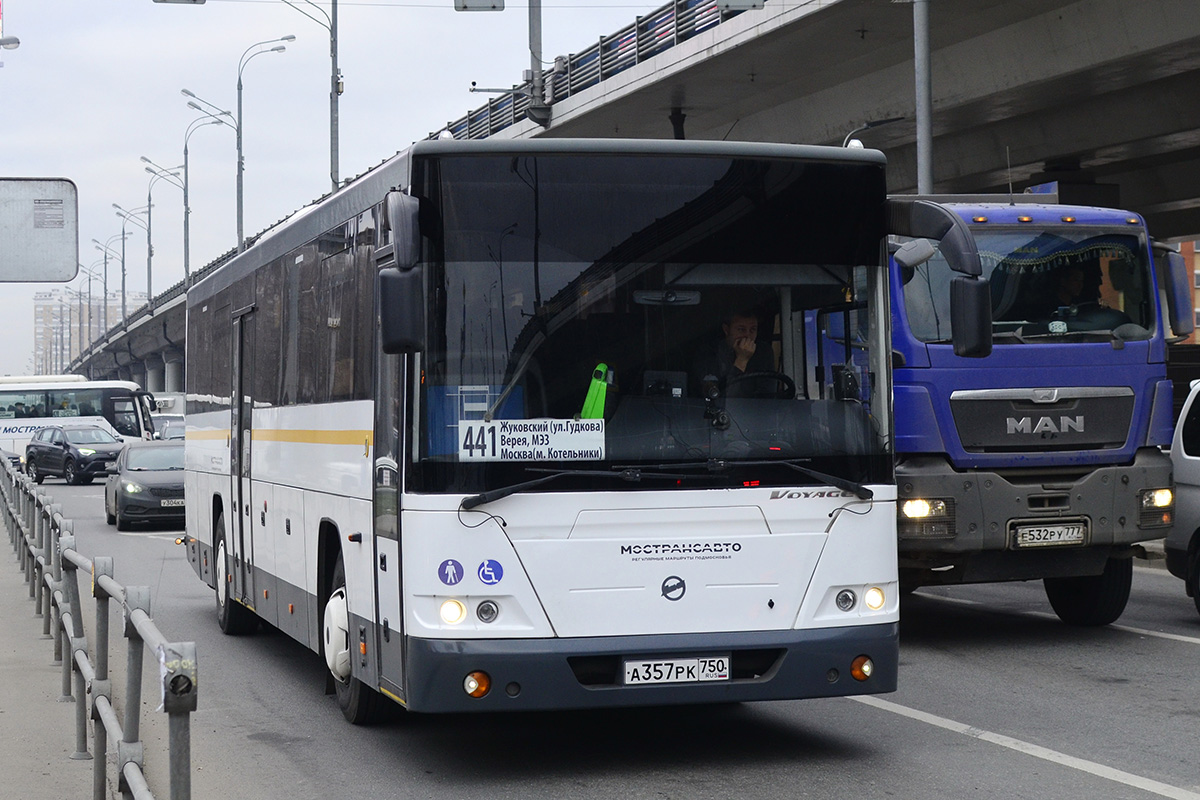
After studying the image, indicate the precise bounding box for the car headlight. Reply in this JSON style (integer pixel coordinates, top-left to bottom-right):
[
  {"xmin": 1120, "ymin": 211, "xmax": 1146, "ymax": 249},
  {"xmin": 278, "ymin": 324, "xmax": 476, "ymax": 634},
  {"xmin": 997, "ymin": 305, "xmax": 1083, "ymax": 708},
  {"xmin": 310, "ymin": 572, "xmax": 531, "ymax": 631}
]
[
  {"xmin": 78, "ymin": 448, "xmax": 97, "ymax": 456},
  {"xmin": 124, "ymin": 482, "xmax": 145, "ymax": 494}
]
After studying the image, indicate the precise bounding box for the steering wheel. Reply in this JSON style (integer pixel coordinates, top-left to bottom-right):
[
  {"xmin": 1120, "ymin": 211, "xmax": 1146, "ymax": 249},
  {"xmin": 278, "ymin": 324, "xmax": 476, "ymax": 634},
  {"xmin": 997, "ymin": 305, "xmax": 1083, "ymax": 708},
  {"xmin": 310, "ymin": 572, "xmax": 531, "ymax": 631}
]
[{"xmin": 724, "ymin": 371, "xmax": 796, "ymax": 400}]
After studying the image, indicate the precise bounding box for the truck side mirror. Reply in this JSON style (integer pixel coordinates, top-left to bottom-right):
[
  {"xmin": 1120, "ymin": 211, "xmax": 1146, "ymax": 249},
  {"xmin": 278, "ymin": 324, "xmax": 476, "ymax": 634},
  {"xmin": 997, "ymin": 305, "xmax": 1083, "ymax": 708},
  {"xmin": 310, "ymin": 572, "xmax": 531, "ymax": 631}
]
[
  {"xmin": 1155, "ymin": 245, "xmax": 1194, "ymax": 340},
  {"xmin": 950, "ymin": 276, "xmax": 992, "ymax": 358}
]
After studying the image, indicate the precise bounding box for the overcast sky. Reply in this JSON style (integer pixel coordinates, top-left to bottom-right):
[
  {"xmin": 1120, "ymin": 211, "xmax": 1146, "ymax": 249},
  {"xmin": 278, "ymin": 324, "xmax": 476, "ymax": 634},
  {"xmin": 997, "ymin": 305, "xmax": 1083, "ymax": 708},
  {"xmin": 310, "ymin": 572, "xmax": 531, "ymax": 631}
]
[{"xmin": 0, "ymin": 0, "xmax": 657, "ymax": 376}]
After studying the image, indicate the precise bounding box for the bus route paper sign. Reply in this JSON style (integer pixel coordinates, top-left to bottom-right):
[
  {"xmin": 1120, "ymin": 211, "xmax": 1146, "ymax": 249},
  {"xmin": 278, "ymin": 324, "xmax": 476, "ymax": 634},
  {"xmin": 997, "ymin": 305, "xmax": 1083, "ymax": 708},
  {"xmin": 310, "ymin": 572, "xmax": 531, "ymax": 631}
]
[
  {"xmin": 0, "ymin": 178, "xmax": 79, "ymax": 282},
  {"xmin": 458, "ymin": 418, "xmax": 605, "ymax": 462}
]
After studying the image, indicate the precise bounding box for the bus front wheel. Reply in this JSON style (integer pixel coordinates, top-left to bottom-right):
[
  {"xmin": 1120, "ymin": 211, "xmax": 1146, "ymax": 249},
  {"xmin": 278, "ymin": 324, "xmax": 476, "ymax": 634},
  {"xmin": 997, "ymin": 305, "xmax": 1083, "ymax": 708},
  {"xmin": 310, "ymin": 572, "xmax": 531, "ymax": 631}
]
[{"xmin": 324, "ymin": 554, "xmax": 379, "ymax": 725}]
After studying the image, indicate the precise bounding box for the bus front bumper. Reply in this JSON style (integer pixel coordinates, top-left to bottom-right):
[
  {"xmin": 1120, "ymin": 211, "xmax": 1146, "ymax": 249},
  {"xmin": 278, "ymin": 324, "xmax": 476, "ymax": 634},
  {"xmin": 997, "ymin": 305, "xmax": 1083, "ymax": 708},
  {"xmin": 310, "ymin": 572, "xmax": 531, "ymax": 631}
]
[{"xmin": 398, "ymin": 623, "xmax": 897, "ymax": 713}]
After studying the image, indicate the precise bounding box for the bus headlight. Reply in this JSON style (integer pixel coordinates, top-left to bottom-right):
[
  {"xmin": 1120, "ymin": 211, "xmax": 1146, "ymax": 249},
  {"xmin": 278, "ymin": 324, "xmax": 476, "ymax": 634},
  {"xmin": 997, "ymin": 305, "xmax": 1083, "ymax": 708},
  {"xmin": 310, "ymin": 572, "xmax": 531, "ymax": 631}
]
[
  {"xmin": 1139, "ymin": 487, "xmax": 1174, "ymax": 528},
  {"xmin": 835, "ymin": 590, "xmax": 857, "ymax": 611},
  {"xmin": 476, "ymin": 600, "xmax": 499, "ymax": 623},
  {"xmin": 864, "ymin": 587, "xmax": 886, "ymax": 610},
  {"xmin": 439, "ymin": 599, "xmax": 467, "ymax": 625}
]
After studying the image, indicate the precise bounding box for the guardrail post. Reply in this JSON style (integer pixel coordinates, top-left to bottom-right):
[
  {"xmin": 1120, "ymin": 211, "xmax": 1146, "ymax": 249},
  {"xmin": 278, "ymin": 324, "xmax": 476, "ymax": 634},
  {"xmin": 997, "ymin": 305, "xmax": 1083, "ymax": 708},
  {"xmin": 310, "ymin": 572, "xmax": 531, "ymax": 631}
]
[
  {"xmin": 58, "ymin": 534, "xmax": 80, "ymax": 701},
  {"xmin": 50, "ymin": 504, "xmax": 64, "ymax": 661},
  {"xmin": 120, "ymin": 586, "xmax": 150, "ymax": 799},
  {"xmin": 92, "ymin": 557, "xmax": 114, "ymax": 800},
  {"xmin": 160, "ymin": 641, "xmax": 198, "ymax": 800}
]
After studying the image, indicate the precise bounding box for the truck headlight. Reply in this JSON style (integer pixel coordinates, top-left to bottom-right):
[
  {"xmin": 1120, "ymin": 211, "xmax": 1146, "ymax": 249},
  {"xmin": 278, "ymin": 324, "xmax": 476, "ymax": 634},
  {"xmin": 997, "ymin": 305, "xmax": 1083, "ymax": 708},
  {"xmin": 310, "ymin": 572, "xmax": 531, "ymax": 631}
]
[
  {"xmin": 1139, "ymin": 488, "xmax": 1173, "ymax": 528},
  {"xmin": 898, "ymin": 497, "xmax": 955, "ymax": 538}
]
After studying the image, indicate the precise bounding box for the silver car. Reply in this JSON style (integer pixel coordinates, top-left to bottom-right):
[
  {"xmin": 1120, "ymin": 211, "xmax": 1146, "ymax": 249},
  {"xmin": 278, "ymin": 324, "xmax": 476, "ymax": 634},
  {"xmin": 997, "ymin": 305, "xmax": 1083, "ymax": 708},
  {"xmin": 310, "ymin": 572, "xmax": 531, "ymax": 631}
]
[
  {"xmin": 104, "ymin": 440, "xmax": 185, "ymax": 531},
  {"xmin": 1168, "ymin": 380, "xmax": 1200, "ymax": 616}
]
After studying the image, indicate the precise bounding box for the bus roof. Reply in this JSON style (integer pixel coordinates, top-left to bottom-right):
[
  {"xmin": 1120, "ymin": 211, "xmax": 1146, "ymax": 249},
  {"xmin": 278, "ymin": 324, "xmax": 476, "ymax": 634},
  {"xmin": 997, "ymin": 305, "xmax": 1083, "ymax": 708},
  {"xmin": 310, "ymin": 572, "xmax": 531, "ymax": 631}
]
[{"xmin": 0, "ymin": 374, "xmax": 87, "ymax": 385}]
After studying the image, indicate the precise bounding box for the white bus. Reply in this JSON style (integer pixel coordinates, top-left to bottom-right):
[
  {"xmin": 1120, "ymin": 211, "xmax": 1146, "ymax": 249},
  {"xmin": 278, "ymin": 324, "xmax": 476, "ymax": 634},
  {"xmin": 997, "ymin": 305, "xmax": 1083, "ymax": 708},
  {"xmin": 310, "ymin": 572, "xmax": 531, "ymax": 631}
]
[
  {"xmin": 0, "ymin": 375, "xmax": 157, "ymax": 458},
  {"xmin": 183, "ymin": 138, "xmax": 988, "ymax": 722}
]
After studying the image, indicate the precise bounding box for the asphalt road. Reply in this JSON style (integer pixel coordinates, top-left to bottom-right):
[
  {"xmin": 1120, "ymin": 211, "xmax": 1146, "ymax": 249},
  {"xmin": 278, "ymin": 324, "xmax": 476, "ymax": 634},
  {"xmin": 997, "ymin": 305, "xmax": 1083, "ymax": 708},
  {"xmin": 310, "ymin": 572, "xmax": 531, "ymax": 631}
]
[{"xmin": 6, "ymin": 477, "xmax": 1200, "ymax": 800}]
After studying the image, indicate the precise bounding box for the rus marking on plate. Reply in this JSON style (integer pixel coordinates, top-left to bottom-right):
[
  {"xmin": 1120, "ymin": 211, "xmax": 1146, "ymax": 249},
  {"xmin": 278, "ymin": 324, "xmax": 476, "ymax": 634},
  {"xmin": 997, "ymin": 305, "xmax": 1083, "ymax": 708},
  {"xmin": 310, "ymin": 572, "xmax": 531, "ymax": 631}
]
[{"xmin": 661, "ymin": 575, "xmax": 686, "ymax": 601}]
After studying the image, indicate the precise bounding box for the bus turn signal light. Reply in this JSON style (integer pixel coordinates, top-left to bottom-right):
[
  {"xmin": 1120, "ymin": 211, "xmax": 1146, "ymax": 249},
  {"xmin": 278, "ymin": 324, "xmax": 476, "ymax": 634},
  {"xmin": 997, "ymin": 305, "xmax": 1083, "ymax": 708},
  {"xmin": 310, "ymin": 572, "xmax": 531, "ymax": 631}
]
[
  {"xmin": 464, "ymin": 671, "xmax": 491, "ymax": 698},
  {"xmin": 851, "ymin": 656, "xmax": 874, "ymax": 682}
]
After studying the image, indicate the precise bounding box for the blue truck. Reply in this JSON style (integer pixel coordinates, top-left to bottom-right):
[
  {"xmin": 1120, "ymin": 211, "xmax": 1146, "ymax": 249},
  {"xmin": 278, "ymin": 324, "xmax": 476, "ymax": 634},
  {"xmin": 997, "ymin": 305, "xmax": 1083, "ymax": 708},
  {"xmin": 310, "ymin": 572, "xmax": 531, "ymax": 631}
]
[{"xmin": 890, "ymin": 196, "xmax": 1193, "ymax": 625}]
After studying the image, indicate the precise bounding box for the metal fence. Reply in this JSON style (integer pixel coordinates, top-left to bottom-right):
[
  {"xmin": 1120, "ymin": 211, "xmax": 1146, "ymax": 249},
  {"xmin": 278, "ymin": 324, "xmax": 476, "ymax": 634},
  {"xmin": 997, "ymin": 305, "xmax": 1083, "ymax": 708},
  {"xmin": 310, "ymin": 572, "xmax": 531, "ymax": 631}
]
[
  {"xmin": 1, "ymin": 460, "xmax": 198, "ymax": 800},
  {"xmin": 438, "ymin": 0, "xmax": 747, "ymax": 141}
]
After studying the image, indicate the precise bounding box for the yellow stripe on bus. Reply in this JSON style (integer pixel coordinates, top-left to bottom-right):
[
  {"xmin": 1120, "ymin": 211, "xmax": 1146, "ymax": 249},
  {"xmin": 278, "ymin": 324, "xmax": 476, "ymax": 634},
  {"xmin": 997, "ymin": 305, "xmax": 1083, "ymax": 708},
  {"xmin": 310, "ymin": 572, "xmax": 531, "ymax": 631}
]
[
  {"xmin": 252, "ymin": 429, "xmax": 371, "ymax": 446},
  {"xmin": 181, "ymin": 428, "xmax": 371, "ymax": 446}
]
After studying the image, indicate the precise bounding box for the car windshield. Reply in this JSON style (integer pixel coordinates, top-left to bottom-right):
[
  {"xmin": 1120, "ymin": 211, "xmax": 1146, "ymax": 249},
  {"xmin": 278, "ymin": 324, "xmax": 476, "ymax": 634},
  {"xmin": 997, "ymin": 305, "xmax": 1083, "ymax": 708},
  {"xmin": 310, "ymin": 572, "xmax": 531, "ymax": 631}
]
[
  {"xmin": 126, "ymin": 445, "xmax": 185, "ymax": 471},
  {"xmin": 65, "ymin": 428, "xmax": 119, "ymax": 445}
]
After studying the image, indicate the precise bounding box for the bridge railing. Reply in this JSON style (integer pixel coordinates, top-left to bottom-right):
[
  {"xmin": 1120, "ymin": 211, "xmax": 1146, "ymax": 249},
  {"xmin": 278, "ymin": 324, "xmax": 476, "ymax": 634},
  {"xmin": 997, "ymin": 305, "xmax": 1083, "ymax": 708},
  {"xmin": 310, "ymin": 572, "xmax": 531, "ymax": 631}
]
[
  {"xmin": 439, "ymin": 0, "xmax": 744, "ymax": 140},
  {"xmin": 1, "ymin": 459, "xmax": 198, "ymax": 800}
]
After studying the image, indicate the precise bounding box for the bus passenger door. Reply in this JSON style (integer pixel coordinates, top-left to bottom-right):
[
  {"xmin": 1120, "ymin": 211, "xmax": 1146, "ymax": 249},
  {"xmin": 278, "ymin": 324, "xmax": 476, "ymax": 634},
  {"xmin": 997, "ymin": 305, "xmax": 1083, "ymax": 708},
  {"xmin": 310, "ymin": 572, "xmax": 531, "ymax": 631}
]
[
  {"xmin": 230, "ymin": 310, "xmax": 256, "ymax": 609},
  {"xmin": 372, "ymin": 347, "xmax": 405, "ymax": 701}
]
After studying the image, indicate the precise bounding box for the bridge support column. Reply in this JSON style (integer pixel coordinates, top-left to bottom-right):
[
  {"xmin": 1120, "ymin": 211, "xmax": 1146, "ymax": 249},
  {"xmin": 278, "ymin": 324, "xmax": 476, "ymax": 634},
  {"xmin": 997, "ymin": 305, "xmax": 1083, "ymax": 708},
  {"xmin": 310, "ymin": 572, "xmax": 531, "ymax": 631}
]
[
  {"xmin": 128, "ymin": 363, "xmax": 147, "ymax": 390},
  {"xmin": 164, "ymin": 357, "xmax": 184, "ymax": 394},
  {"xmin": 144, "ymin": 356, "xmax": 165, "ymax": 394}
]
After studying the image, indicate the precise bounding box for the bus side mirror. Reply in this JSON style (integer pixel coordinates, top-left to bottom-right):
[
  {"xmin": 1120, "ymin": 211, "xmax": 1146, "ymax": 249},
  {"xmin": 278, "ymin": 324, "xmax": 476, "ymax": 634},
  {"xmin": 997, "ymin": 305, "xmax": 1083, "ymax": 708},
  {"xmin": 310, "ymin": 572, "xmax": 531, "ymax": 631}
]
[
  {"xmin": 950, "ymin": 276, "xmax": 992, "ymax": 358},
  {"xmin": 379, "ymin": 267, "xmax": 426, "ymax": 354},
  {"xmin": 387, "ymin": 191, "xmax": 420, "ymax": 270}
]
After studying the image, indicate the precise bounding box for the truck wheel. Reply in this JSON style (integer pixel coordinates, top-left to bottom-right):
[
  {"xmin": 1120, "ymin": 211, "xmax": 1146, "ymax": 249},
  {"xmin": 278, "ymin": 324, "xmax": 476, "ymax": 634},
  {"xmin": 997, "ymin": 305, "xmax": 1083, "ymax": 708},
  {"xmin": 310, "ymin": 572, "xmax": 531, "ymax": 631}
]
[
  {"xmin": 1044, "ymin": 556, "xmax": 1132, "ymax": 626},
  {"xmin": 215, "ymin": 514, "xmax": 257, "ymax": 635},
  {"xmin": 324, "ymin": 553, "xmax": 379, "ymax": 724}
]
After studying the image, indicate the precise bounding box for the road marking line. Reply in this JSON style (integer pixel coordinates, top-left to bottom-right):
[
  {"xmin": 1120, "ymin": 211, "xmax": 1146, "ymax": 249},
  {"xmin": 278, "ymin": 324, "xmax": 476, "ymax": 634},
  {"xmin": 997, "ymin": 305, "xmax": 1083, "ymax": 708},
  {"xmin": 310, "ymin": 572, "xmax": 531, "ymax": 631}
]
[
  {"xmin": 851, "ymin": 695, "xmax": 1200, "ymax": 800},
  {"xmin": 914, "ymin": 594, "xmax": 1200, "ymax": 646}
]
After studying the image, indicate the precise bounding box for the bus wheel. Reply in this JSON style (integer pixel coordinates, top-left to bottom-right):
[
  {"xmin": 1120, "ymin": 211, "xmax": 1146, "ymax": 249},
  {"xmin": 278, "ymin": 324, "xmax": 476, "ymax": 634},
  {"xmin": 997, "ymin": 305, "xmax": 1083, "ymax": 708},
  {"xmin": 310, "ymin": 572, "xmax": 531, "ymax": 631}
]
[
  {"xmin": 1190, "ymin": 558, "xmax": 1200, "ymax": 618},
  {"xmin": 324, "ymin": 554, "xmax": 379, "ymax": 725},
  {"xmin": 1044, "ymin": 556, "xmax": 1132, "ymax": 626},
  {"xmin": 215, "ymin": 515, "xmax": 257, "ymax": 635}
]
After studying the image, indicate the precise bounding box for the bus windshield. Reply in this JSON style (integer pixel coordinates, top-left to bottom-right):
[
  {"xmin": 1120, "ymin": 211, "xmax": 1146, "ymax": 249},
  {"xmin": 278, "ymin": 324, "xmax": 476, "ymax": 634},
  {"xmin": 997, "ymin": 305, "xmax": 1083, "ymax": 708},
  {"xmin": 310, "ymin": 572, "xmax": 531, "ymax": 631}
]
[
  {"xmin": 411, "ymin": 152, "xmax": 891, "ymax": 494},
  {"xmin": 901, "ymin": 227, "xmax": 1154, "ymax": 343}
]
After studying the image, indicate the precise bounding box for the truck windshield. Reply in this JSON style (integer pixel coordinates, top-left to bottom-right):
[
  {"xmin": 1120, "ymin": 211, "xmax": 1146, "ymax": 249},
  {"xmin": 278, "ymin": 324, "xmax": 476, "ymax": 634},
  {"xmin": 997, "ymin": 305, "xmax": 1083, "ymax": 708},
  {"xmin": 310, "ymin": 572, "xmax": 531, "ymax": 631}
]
[
  {"xmin": 902, "ymin": 228, "xmax": 1154, "ymax": 343},
  {"xmin": 409, "ymin": 152, "xmax": 892, "ymax": 495}
]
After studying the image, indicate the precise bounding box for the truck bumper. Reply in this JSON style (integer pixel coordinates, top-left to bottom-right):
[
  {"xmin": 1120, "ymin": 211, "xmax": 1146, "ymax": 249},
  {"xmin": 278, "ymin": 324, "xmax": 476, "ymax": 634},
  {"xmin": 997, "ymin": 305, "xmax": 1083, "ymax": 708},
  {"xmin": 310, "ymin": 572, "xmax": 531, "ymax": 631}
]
[{"xmin": 895, "ymin": 447, "xmax": 1172, "ymax": 585}]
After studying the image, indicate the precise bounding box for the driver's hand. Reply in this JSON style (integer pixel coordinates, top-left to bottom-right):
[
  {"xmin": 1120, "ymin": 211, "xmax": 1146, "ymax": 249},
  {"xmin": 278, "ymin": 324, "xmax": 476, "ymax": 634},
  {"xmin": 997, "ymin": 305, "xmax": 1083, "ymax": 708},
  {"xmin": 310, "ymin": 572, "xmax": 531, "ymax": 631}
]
[{"xmin": 732, "ymin": 336, "xmax": 756, "ymax": 363}]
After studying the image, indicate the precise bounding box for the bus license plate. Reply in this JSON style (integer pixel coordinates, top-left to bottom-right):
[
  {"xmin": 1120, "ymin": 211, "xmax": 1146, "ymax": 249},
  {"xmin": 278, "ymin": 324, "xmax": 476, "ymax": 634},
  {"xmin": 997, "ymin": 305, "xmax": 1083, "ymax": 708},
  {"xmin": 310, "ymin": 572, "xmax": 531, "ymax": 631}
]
[
  {"xmin": 1013, "ymin": 522, "xmax": 1085, "ymax": 548},
  {"xmin": 624, "ymin": 656, "xmax": 730, "ymax": 685},
  {"xmin": 160, "ymin": 499, "xmax": 185, "ymax": 507}
]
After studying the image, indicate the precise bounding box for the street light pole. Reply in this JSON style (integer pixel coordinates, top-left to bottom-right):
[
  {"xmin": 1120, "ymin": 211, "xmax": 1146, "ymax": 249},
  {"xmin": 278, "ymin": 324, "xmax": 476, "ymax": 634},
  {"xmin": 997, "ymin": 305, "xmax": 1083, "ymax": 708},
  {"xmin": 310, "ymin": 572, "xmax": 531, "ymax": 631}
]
[
  {"xmin": 113, "ymin": 206, "xmax": 149, "ymax": 324},
  {"xmin": 93, "ymin": 232, "xmax": 129, "ymax": 336},
  {"xmin": 282, "ymin": 0, "xmax": 339, "ymax": 190},
  {"xmin": 178, "ymin": 117, "xmax": 225, "ymax": 284},
  {"xmin": 236, "ymin": 36, "xmax": 293, "ymax": 251},
  {"xmin": 140, "ymin": 159, "xmax": 184, "ymax": 300}
]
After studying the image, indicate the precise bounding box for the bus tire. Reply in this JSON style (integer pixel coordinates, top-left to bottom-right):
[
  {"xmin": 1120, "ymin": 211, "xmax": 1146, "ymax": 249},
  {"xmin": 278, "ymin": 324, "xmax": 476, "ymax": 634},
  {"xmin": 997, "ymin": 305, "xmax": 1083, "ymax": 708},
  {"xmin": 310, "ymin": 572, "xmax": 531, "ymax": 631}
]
[
  {"xmin": 1190, "ymin": 556, "xmax": 1200, "ymax": 618},
  {"xmin": 215, "ymin": 515, "xmax": 257, "ymax": 635},
  {"xmin": 324, "ymin": 554, "xmax": 379, "ymax": 725},
  {"xmin": 1044, "ymin": 556, "xmax": 1132, "ymax": 626}
]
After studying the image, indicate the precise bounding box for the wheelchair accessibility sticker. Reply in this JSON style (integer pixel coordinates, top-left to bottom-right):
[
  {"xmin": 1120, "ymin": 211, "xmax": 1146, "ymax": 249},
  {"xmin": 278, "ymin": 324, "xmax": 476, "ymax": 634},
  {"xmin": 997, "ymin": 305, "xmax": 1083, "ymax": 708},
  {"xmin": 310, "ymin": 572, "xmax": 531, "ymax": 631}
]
[{"xmin": 477, "ymin": 560, "xmax": 504, "ymax": 585}]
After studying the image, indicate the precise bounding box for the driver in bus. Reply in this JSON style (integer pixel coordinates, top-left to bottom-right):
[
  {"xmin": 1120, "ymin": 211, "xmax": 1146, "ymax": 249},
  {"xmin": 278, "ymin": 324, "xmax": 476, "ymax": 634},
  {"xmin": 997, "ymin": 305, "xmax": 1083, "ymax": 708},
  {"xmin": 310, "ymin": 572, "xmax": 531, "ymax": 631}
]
[{"xmin": 692, "ymin": 307, "xmax": 775, "ymax": 397}]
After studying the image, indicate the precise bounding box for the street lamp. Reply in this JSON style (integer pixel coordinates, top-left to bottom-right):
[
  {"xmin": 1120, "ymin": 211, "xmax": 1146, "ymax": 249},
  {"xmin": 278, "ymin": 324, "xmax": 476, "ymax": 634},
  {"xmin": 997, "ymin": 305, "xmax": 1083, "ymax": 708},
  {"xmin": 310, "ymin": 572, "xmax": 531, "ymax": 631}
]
[
  {"xmin": 92, "ymin": 232, "xmax": 130, "ymax": 335},
  {"xmin": 79, "ymin": 262, "xmax": 102, "ymax": 348},
  {"xmin": 174, "ymin": 116, "xmax": 230, "ymax": 284},
  {"xmin": 236, "ymin": 36, "xmax": 292, "ymax": 251},
  {"xmin": 181, "ymin": 91, "xmax": 238, "ymax": 254},
  {"xmin": 282, "ymin": 0, "xmax": 341, "ymax": 190},
  {"xmin": 138, "ymin": 158, "xmax": 185, "ymax": 300},
  {"xmin": 113, "ymin": 205, "xmax": 150, "ymax": 324}
]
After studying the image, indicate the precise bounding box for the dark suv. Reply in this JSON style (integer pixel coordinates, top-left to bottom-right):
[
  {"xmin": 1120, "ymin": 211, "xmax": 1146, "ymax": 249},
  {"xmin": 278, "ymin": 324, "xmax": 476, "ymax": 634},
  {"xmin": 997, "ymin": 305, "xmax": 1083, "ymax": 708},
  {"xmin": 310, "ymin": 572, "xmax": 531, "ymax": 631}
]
[{"xmin": 25, "ymin": 424, "xmax": 124, "ymax": 485}]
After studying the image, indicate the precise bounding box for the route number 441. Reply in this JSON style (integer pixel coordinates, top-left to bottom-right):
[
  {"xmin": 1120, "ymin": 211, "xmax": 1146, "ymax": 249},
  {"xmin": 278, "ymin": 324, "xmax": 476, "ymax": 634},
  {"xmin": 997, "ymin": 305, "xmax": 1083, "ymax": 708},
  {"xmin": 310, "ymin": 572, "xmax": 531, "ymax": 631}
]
[{"xmin": 461, "ymin": 424, "xmax": 497, "ymax": 459}]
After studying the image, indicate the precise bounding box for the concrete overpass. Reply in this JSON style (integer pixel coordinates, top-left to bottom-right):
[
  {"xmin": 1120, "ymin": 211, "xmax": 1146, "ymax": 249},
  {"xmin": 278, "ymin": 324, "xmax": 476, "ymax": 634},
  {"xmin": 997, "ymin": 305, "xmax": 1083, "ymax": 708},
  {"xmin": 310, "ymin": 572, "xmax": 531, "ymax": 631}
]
[{"xmin": 72, "ymin": 0, "xmax": 1200, "ymax": 382}]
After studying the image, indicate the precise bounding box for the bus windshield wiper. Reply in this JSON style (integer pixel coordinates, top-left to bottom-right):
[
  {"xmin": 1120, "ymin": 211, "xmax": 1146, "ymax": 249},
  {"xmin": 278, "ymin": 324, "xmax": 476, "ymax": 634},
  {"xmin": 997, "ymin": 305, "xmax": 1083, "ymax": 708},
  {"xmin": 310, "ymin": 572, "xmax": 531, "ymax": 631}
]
[
  {"xmin": 629, "ymin": 458, "xmax": 873, "ymax": 500},
  {"xmin": 460, "ymin": 467, "xmax": 706, "ymax": 510}
]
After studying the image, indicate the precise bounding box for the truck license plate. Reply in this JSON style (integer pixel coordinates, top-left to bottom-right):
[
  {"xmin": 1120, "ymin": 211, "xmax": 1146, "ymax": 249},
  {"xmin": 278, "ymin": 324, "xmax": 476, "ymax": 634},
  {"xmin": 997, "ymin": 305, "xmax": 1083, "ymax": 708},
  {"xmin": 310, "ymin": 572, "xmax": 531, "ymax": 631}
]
[
  {"xmin": 1013, "ymin": 522, "xmax": 1086, "ymax": 548},
  {"xmin": 624, "ymin": 656, "xmax": 730, "ymax": 685}
]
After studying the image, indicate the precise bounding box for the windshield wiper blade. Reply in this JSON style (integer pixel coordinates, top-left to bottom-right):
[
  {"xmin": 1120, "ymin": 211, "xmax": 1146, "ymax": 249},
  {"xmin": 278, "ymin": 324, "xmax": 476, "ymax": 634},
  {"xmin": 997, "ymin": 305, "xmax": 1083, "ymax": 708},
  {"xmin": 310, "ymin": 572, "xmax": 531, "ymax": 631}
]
[
  {"xmin": 460, "ymin": 467, "xmax": 703, "ymax": 510},
  {"xmin": 624, "ymin": 458, "xmax": 873, "ymax": 500}
]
